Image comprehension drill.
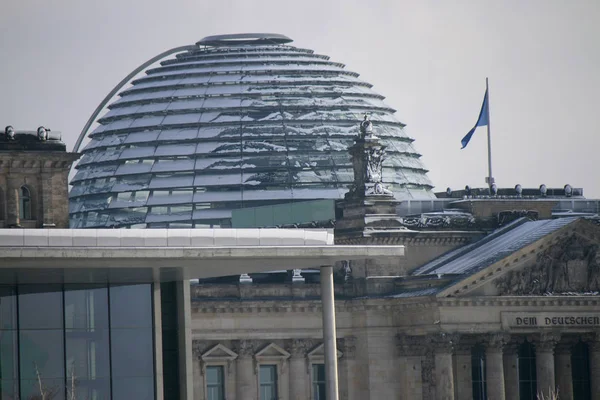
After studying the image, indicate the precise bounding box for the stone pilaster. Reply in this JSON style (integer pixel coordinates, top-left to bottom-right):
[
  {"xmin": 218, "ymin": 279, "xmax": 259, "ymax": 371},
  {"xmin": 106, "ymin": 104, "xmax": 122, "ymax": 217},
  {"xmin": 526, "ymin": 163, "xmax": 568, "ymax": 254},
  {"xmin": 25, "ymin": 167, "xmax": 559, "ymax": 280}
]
[
  {"xmin": 288, "ymin": 339, "xmax": 310, "ymax": 400},
  {"xmin": 6, "ymin": 176, "xmax": 19, "ymax": 226},
  {"xmin": 533, "ymin": 332, "xmax": 560, "ymax": 398},
  {"xmin": 431, "ymin": 333, "xmax": 459, "ymax": 400},
  {"xmin": 235, "ymin": 340, "xmax": 257, "ymax": 400},
  {"xmin": 502, "ymin": 342, "xmax": 520, "ymax": 400},
  {"xmin": 337, "ymin": 337, "xmax": 355, "ymax": 400},
  {"xmin": 485, "ymin": 333, "xmax": 508, "ymax": 400},
  {"xmin": 554, "ymin": 341, "xmax": 574, "ymax": 400},
  {"xmin": 453, "ymin": 342, "xmax": 473, "ymax": 400},
  {"xmin": 397, "ymin": 335, "xmax": 427, "ymax": 400}
]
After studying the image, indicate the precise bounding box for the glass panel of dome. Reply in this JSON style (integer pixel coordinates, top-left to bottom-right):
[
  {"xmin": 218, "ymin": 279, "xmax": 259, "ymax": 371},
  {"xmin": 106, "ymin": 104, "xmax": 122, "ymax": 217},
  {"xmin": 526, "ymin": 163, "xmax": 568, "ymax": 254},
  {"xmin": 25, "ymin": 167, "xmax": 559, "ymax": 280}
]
[
  {"xmin": 136, "ymin": 103, "xmax": 171, "ymax": 114},
  {"xmin": 122, "ymin": 130, "xmax": 160, "ymax": 144},
  {"xmin": 243, "ymin": 189, "xmax": 294, "ymax": 201},
  {"xmin": 167, "ymin": 99, "xmax": 205, "ymax": 111},
  {"xmin": 162, "ymin": 113, "xmax": 202, "ymax": 125},
  {"xmin": 130, "ymin": 116, "xmax": 166, "ymax": 128},
  {"xmin": 113, "ymin": 174, "xmax": 151, "ymax": 191},
  {"xmin": 116, "ymin": 162, "xmax": 154, "ymax": 175},
  {"xmin": 155, "ymin": 144, "xmax": 196, "ymax": 157},
  {"xmin": 151, "ymin": 159, "xmax": 195, "ymax": 173},
  {"xmin": 149, "ymin": 174, "xmax": 194, "ymax": 189},
  {"xmin": 157, "ymin": 128, "xmax": 199, "ymax": 141},
  {"xmin": 193, "ymin": 191, "xmax": 242, "ymax": 202},
  {"xmin": 102, "ymin": 118, "xmax": 136, "ymax": 132},
  {"xmin": 195, "ymin": 173, "xmax": 242, "ymax": 186}
]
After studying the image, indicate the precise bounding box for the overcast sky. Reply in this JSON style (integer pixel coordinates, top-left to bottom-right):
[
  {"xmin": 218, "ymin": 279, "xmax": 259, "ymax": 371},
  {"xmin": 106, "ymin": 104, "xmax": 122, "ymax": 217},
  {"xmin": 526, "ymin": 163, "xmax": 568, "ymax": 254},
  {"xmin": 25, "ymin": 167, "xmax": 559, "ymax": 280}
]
[{"xmin": 1, "ymin": 0, "xmax": 598, "ymax": 197}]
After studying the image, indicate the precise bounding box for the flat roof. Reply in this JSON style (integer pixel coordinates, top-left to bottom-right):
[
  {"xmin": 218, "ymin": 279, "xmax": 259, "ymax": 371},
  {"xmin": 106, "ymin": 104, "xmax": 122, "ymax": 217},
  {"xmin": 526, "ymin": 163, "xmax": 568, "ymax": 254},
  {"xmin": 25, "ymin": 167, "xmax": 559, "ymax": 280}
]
[{"xmin": 0, "ymin": 229, "xmax": 403, "ymax": 283}]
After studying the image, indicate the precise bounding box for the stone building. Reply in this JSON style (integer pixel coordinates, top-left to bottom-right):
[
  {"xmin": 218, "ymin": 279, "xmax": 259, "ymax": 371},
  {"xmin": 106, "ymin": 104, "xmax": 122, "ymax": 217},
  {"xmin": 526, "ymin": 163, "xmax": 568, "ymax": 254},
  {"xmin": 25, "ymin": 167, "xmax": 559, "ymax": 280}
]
[
  {"xmin": 0, "ymin": 125, "xmax": 79, "ymax": 228},
  {"xmin": 189, "ymin": 120, "xmax": 600, "ymax": 400}
]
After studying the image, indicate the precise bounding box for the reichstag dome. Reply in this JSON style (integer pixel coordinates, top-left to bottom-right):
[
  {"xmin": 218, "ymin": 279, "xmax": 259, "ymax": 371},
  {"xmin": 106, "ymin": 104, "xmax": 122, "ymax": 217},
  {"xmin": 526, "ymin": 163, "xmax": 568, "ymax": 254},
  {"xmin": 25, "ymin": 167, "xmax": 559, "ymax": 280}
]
[{"xmin": 69, "ymin": 33, "xmax": 434, "ymax": 228}]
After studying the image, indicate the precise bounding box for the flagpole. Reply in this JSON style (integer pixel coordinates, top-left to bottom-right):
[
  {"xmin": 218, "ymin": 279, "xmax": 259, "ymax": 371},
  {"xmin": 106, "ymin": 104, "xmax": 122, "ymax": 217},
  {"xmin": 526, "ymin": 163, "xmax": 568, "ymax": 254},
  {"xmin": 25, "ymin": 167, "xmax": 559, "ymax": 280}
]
[{"xmin": 486, "ymin": 77, "xmax": 494, "ymax": 188}]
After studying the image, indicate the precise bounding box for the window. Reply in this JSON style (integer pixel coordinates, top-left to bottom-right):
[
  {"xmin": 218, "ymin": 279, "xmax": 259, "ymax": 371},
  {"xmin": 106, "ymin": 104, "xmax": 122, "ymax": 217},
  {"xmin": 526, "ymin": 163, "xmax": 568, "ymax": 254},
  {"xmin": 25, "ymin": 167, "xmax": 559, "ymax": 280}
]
[
  {"xmin": 19, "ymin": 186, "xmax": 31, "ymax": 220},
  {"xmin": 259, "ymin": 365, "xmax": 277, "ymax": 400},
  {"xmin": 471, "ymin": 345, "xmax": 487, "ymax": 400},
  {"xmin": 518, "ymin": 340, "xmax": 537, "ymax": 400},
  {"xmin": 206, "ymin": 366, "xmax": 224, "ymax": 400},
  {"xmin": 572, "ymin": 341, "xmax": 591, "ymax": 400},
  {"xmin": 312, "ymin": 364, "xmax": 326, "ymax": 400}
]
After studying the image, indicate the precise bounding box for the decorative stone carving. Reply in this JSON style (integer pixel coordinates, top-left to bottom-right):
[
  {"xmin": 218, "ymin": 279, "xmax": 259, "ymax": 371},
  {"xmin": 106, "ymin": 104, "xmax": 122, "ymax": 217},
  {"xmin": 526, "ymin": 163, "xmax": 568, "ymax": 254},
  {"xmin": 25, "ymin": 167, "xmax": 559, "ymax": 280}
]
[
  {"xmin": 235, "ymin": 339, "xmax": 258, "ymax": 357},
  {"xmin": 533, "ymin": 332, "xmax": 561, "ymax": 352},
  {"xmin": 346, "ymin": 115, "xmax": 393, "ymax": 199},
  {"xmin": 288, "ymin": 338, "xmax": 312, "ymax": 358},
  {"xmin": 193, "ymin": 340, "xmax": 211, "ymax": 359},
  {"xmin": 485, "ymin": 333, "xmax": 510, "ymax": 352},
  {"xmin": 497, "ymin": 210, "xmax": 539, "ymax": 226},
  {"xmin": 397, "ymin": 334, "xmax": 432, "ymax": 357},
  {"xmin": 338, "ymin": 336, "xmax": 357, "ymax": 359},
  {"xmin": 495, "ymin": 234, "xmax": 600, "ymax": 295}
]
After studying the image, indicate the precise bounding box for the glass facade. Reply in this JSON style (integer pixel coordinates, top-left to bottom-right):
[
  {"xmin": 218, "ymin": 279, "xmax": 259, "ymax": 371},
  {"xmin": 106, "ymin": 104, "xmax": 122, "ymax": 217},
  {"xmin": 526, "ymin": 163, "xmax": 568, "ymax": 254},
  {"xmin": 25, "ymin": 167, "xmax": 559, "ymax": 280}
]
[
  {"xmin": 312, "ymin": 364, "xmax": 326, "ymax": 400},
  {"xmin": 518, "ymin": 340, "xmax": 537, "ymax": 400},
  {"xmin": 259, "ymin": 365, "xmax": 277, "ymax": 400},
  {"xmin": 471, "ymin": 345, "xmax": 486, "ymax": 400},
  {"xmin": 0, "ymin": 283, "xmax": 154, "ymax": 400},
  {"xmin": 69, "ymin": 35, "xmax": 435, "ymax": 229}
]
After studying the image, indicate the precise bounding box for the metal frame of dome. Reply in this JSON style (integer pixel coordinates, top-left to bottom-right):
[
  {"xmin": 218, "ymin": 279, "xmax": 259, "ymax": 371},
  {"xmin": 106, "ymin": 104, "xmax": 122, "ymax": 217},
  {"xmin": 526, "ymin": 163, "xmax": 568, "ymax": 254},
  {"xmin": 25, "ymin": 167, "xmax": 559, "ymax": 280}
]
[{"xmin": 70, "ymin": 34, "xmax": 435, "ymax": 229}]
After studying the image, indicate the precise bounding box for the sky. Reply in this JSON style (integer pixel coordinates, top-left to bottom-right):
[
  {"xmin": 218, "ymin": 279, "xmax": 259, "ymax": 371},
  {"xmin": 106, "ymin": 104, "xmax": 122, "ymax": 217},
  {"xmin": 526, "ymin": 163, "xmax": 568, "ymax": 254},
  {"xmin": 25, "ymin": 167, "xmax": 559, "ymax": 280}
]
[{"xmin": 1, "ymin": 0, "xmax": 598, "ymax": 197}]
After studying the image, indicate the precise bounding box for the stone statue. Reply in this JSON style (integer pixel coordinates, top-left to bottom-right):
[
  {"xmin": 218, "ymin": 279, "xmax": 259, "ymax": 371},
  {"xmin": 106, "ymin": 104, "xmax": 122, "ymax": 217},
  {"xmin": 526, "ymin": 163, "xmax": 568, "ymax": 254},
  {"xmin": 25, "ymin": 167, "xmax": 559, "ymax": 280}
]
[
  {"xmin": 5, "ymin": 125, "xmax": 15, "ymax": 140},
  {"xmin": 37, "ymin": 126, "xmax": 47, "ymax": 141},
  {"xmin": 359, "ymin": 114, "xmax": 374, "ymax": 139},
  {"xmin": 495, "ymin": 234, "xmax": 600, "ymax": 295}
]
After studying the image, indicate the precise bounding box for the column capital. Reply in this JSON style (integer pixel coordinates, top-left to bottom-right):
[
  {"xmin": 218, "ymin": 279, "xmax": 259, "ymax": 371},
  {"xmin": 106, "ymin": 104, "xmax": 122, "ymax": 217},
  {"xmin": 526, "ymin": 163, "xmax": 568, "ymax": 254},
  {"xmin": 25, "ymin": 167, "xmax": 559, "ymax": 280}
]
[
  {"xmin": 235, "ymin": 339, "xmax": 258, "ymax": 357},
  {"xmin": 192, "ymin": 340, "xmax": 210, "ymax": 360},
  {"xmin": 338, "ymin": 336, "xmax": 357, "ymax": 359},
  {"xmin": 288, "ymin": 338, "xmax": 312, "ymax": 358},
  {"xmin": 582, "ymin": 331, "xmax": 600, "ymax": 352},
  {"xmin": 533, "ymin": 332, "xmax": 561, "ymax": 353},
  {"xmin": 429, "ymin": 332, "xmax": 461, "ymax": 353},
  {"xmin": 397, "ymin": 334, "xmax": 431, "ymax": 357},
  {"xmin": 485, "ymin": 332, "xmax": 511, "ymax": 352}
]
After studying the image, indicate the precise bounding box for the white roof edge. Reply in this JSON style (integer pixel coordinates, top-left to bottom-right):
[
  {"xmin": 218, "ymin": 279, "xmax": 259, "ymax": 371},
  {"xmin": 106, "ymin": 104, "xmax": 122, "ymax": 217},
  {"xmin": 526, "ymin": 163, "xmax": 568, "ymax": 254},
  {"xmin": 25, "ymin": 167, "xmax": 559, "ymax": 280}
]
[{"xmin": 0, "ymin": 228, "xmax": 334, "ymax": 248}]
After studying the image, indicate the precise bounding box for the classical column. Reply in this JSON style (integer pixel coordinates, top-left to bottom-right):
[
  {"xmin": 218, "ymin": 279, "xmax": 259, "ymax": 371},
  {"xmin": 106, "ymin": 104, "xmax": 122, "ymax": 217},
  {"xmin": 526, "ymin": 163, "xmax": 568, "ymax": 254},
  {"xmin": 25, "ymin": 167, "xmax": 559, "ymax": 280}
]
[
  {"xmin": 337, "ymin": 336, "xmax": 356, "ymax": 400},
  {"xmin": 503, "ymin": 342, "xmax": 520, "ymax": 400},
  {"xmin": 288, "ymin": 339, "xmax": 309, "ymax": 400},
  {"xmin": 534, "ymin": 332, "xmax": 560, "ymax": 398},
  {"xmin": 453, "ymin": 342, "xmax": 473, "ymax": 400},
  {"xmin": 432, "ymin": 333, "xmax": 458, "ymax": 400},
  {"xmin": 485, "ymin": 334, "xmax": 508, "ymax": 400},
  {"xmin": 236, "ymin": 340, "xmax": 257, "ymax": 400},
  {"xmin": 397, "ymin": 335, "xmax": 427, "ymax": 400},
  {"xmin": 6, "ymin": 176, "xmax": 20, "ymax": 226},
  {"xmin": 589, "ymin": 334, "xmax": 600, "ymax": 400},
  {"xmin": 191, "ymin": 343, "xmax": 205, "ymax": 400},
  {"xmin": 554, "ymin": 342, "xmax": 573, "ymax": 400},
  {"xmin": 320, "ymin": 265, "xmax": 339, "ymax": 400}
]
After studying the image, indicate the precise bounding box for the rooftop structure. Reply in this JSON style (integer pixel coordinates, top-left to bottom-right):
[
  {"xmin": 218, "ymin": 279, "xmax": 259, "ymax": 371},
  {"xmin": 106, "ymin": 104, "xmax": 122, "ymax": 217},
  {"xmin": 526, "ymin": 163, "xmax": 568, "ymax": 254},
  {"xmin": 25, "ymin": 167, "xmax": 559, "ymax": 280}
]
[{"xmin": 69, "ymin": 33, "xmax": 434, "ymax": 229}]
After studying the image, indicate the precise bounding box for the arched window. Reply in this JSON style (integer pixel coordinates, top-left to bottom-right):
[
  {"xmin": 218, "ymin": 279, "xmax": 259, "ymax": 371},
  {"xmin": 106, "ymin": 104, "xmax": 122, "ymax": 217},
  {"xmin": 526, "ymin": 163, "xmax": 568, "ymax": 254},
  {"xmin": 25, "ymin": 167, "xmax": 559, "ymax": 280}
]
[
  {"xmin": 471, "ymin": 344, "xmax": 487, "ymax": 400},
  {"xmin": 19, "ymin": 186, "xmax": 31, "ymax": 220},
  {"xmin": 518, "ymin": 340, "xmax": 537, "ymax": 400},
  {"xmin": 572, "ymin": 341, "xmax": 591, "ymax": 399}
]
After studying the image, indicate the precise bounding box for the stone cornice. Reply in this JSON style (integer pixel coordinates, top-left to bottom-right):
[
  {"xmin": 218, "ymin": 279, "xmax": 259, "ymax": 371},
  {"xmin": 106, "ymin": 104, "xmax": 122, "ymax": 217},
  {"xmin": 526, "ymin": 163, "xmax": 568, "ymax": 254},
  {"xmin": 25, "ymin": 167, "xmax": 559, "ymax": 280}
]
[{"xmin": 437, "ymin": 296, "xmax": 600, "ymax": 308}]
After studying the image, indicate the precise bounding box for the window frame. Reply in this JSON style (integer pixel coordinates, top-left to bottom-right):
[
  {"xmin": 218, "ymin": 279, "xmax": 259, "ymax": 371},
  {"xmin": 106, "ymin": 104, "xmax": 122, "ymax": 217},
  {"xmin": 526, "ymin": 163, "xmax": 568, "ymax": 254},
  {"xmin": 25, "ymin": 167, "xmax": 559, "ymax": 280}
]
[{"xmin": 201, "ymin": 344, "xmax": 238, "ymax": 400}]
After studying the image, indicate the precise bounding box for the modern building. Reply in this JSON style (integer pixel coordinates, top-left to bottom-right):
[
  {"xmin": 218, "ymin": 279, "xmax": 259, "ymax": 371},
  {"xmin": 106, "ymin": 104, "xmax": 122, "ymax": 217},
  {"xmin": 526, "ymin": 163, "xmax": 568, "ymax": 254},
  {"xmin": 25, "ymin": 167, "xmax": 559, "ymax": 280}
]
[{"xmin": 69, "ymin": 33, "xmax": 434, "ymax": 229}]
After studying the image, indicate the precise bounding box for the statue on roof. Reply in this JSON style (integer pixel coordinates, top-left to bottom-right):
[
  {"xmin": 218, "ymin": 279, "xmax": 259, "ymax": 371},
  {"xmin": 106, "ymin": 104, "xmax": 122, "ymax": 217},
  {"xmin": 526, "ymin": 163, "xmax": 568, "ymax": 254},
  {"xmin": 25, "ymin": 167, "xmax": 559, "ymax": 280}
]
[
  {"xmin": 37, "ymin": 126, "xmax": 47, "ymax": 141},
  {"xmin": 359, "ymin": 114, "xmax": 374, "ymax": 139}
]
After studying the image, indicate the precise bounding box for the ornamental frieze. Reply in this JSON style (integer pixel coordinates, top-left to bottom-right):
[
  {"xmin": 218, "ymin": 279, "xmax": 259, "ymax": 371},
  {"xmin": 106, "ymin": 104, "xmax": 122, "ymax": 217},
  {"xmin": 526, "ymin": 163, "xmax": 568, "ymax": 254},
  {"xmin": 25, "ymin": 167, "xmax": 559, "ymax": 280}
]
[{"xmin": 495, "ymin": 233, "xmax": 600, "ymax": 295}]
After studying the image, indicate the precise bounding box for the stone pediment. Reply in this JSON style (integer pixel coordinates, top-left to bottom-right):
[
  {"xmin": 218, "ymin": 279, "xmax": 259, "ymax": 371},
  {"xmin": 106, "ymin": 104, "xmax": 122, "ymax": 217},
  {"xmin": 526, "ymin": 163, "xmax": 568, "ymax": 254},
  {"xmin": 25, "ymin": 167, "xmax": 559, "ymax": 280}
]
[
  {"xmin": 255, "ymin": 343, "xmax": 290, "ymax": 361},
  {"xmin": 201, "ymin": 343, "xmax": 238, "ymax": 361},
  {"xmin": 438, "ymin": 219, "xmax": 600, "ymax": 297},
  {"xmin": 307, "ymin": 343, "xmax": 343, "ymax": 360}
]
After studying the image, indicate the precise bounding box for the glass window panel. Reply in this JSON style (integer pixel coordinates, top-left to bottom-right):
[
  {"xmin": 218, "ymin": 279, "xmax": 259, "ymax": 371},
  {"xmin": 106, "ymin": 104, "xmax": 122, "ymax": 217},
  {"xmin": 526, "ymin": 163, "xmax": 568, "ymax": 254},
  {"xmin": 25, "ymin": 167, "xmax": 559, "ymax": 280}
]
[
  {"xmin": 112, "ymin": 376, "xmax": 154, "ymax": 400},
  {"xmin": 110, "ymin": 328, "xmax": 154, "ymax": 377},
  {"xmin": 0, "ymin": 331, "xmax": 18, "ymax": 380},
  {"xmin": 259, "ymin": 365, "xmax": 277, "ymax": 400},
  {"xmin": 0, "ymin": 286, "xmax": 17, "ymax": 330},
  {"xmin": 0, "ymin": 380, "xmax": 18, "ymax": 399},
  {"xmin": 206, "ymin": 366, "xmax": 224, "ymax": 400},
  {"xmin": 66, "ymin": 328, "xmax": 110, "ymax": 380},
  {"xmin": 109, "ymin": 284, "xmax": 152, "ymax": 329},
  {"xmin": 64, "ymin": 284, "xmax": 109, "ymax": 330},
  {"xmin": 20, "ymin": 378, "xmax": 65, "ymax": 400},
  {"xmin": 312, "ymin": 364, "xmax": 326, "ymax": 400},
  {"xmin": 18, "ymin": 285, "xmax": 63, "ymax": 329},
  {"xmin": 67, "ymin": 377, "xmax": 110, "ymax": 400},
  {"xmin": 19, "ymin": 329, "xmax": 64, "ymax": 380}
]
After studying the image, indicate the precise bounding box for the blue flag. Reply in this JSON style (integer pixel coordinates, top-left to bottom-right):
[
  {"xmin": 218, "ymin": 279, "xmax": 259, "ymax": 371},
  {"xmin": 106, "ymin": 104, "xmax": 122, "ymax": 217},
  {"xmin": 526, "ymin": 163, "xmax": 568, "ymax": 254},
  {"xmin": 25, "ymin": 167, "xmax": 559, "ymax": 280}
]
[{"xmin": 461, "ymin": 88, "xmax": 489, "ymax": 149}]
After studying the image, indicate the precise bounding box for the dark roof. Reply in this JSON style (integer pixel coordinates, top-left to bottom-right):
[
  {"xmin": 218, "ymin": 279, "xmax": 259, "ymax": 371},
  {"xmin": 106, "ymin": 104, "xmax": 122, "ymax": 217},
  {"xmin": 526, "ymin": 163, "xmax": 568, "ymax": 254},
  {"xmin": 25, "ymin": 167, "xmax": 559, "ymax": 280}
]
[
  {"xmin": 413, "ymin": 217, "xmax": 579, "ymax": 277},
  {"xmin": 0, "ymin": 132, "xmax": 66, "ymax": 151}
]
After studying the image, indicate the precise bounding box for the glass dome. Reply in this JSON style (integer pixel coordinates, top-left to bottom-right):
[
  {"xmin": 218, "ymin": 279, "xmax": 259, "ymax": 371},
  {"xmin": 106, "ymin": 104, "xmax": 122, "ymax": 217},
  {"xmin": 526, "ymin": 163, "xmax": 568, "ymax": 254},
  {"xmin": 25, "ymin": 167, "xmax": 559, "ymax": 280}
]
[{"xmin": 69, "ymin": 33, "xmax": 435, "ymax": 228}]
